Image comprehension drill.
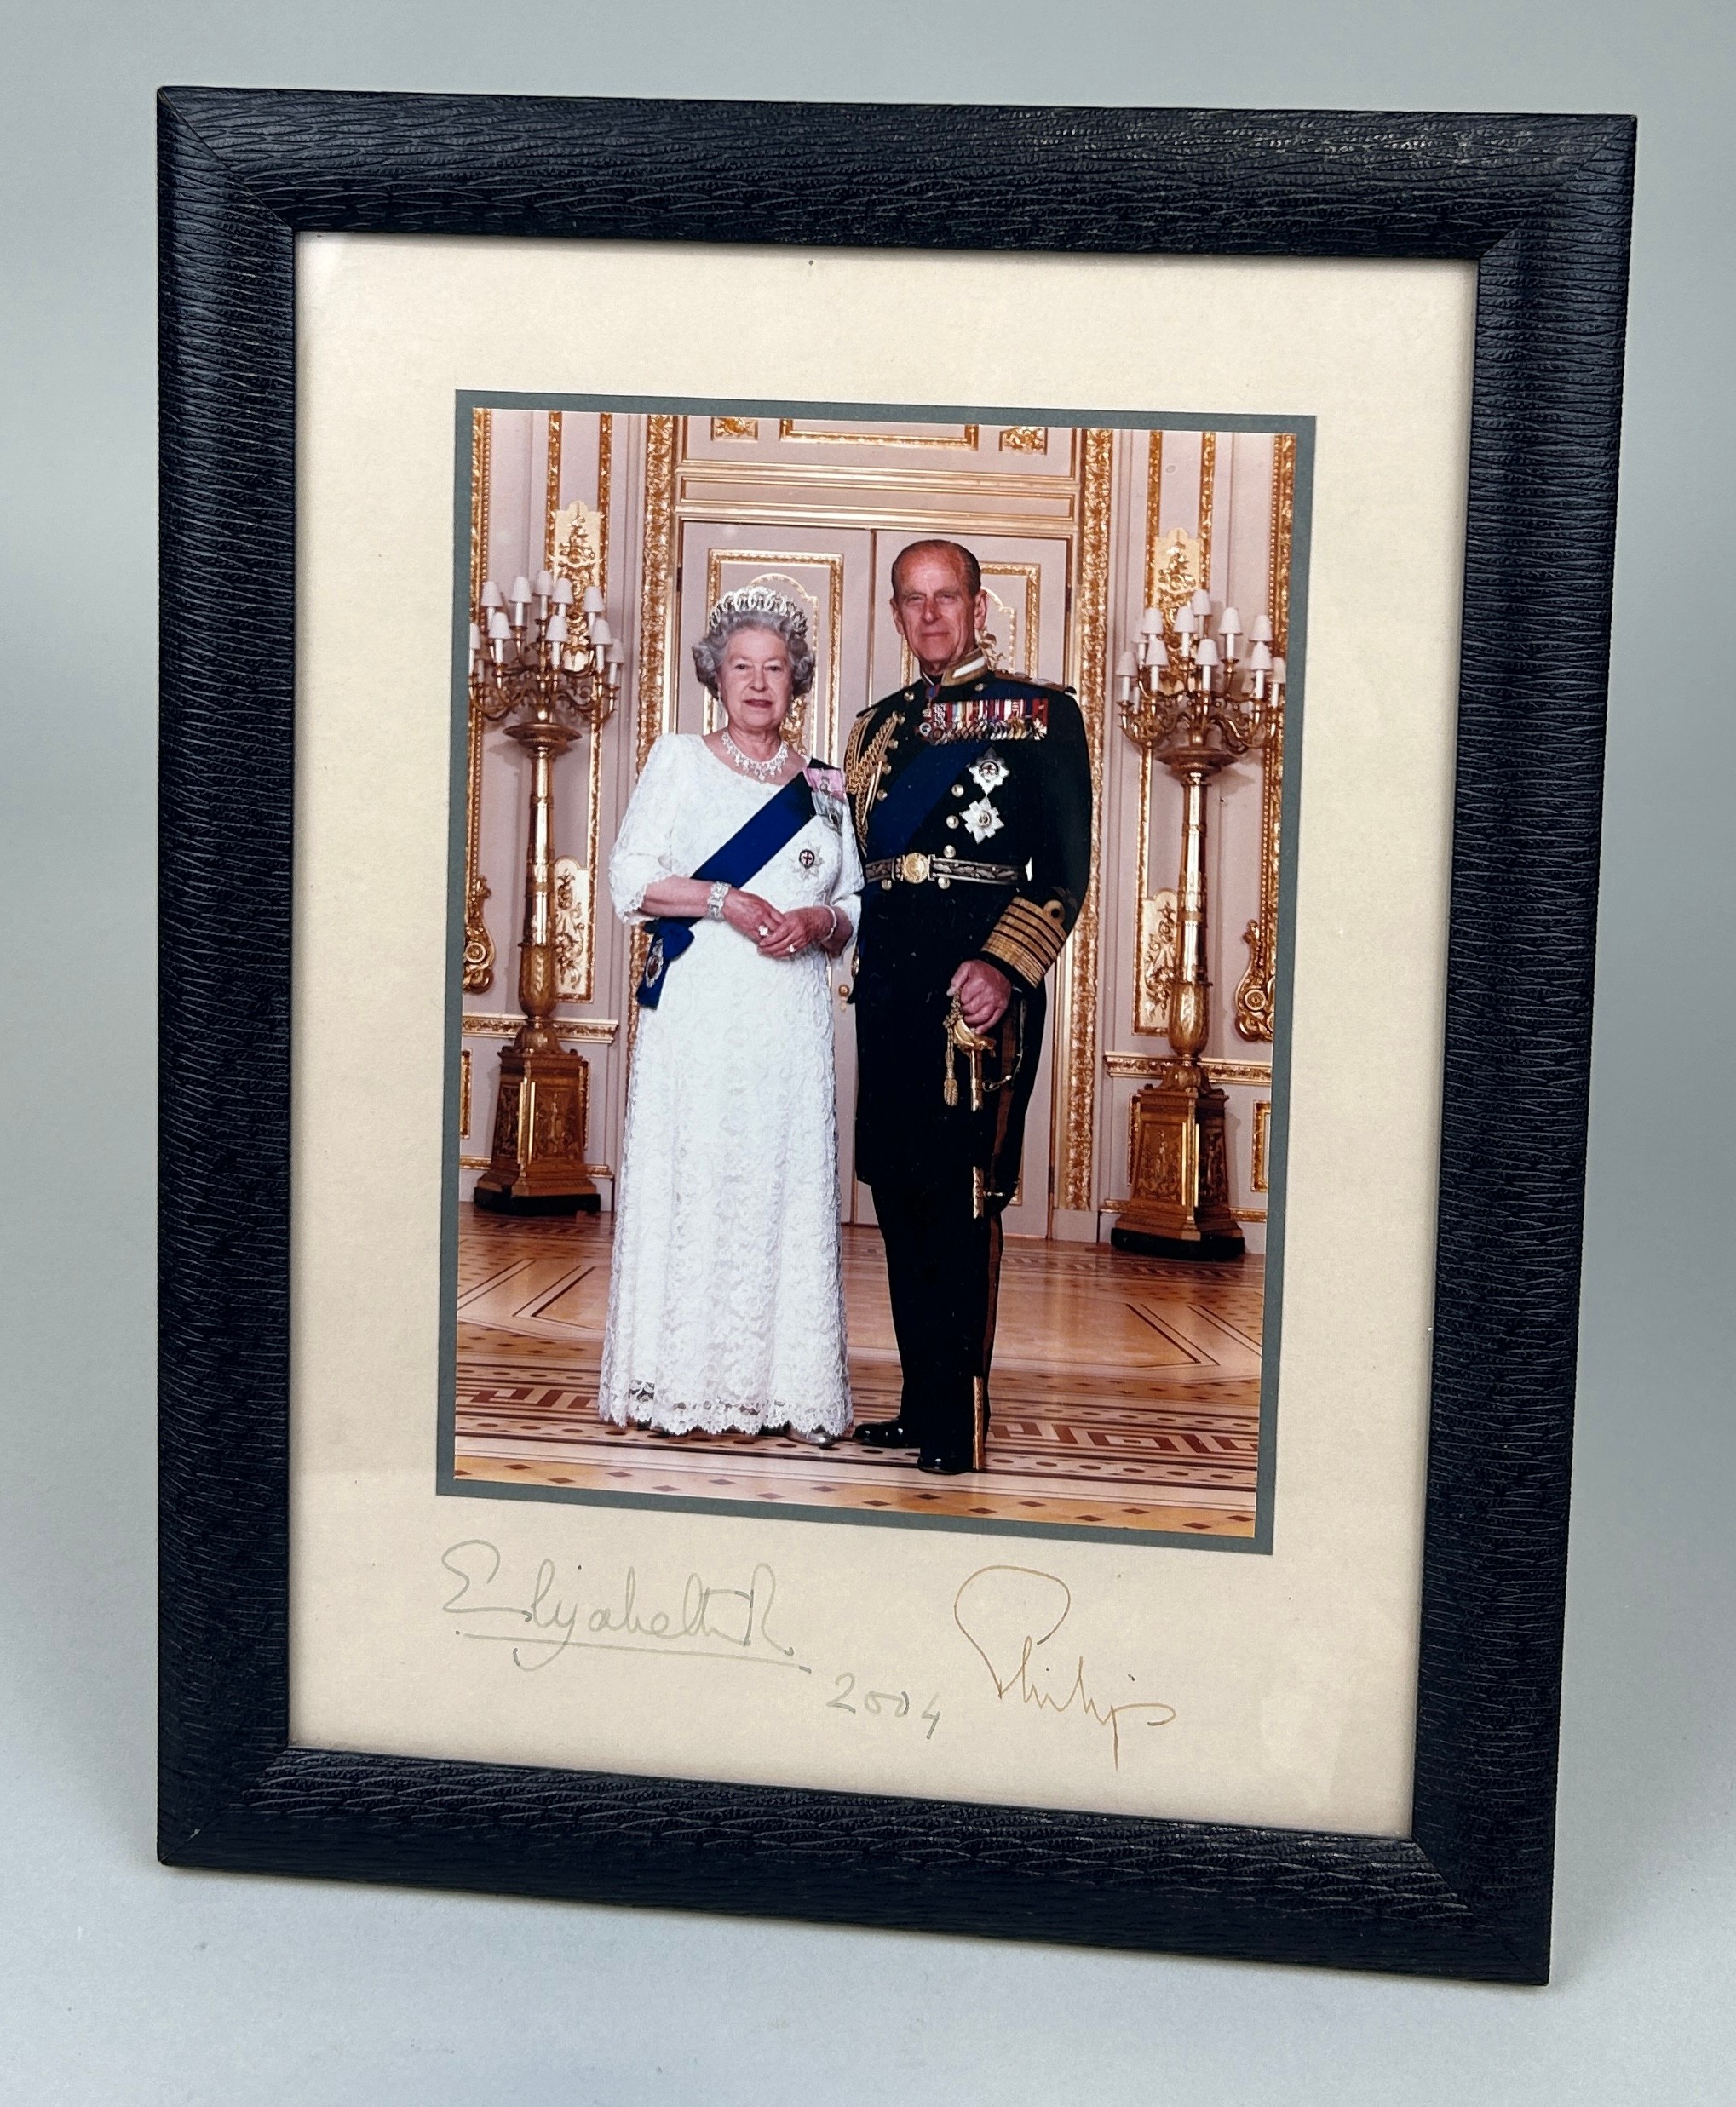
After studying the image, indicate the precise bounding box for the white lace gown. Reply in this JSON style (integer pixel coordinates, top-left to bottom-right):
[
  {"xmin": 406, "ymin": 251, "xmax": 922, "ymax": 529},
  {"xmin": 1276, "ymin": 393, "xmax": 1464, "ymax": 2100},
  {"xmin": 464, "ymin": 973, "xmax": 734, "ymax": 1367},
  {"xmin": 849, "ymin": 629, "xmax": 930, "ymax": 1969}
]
[{"xmin": 598, "ymin": 734, "xmax": 864, "ymax": 1438}]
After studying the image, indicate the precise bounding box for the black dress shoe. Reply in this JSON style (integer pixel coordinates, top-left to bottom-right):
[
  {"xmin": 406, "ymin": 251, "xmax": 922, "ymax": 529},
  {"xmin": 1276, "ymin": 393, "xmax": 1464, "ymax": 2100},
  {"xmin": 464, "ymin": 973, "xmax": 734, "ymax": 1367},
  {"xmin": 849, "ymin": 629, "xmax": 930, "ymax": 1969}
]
[
  {"xmin": 854, "ymin": 1418, "xmax": 920, "ymax": 1450},
  {"xmin": 917, "ymin": 1450, "xmax": 974, "ymax": 1475}
]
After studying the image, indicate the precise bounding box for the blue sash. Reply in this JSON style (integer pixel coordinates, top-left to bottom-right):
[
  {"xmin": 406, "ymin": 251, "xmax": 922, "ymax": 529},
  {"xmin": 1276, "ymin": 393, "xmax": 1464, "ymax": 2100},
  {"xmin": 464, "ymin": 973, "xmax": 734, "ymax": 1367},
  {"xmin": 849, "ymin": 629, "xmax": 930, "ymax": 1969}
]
[
  {"xmin": 636, "ymin": 767, "xmax": 818, "ymax": 1008},
  {"xmin": 864, "ymin": 737, "xmax": 988, "ymax": 862}
]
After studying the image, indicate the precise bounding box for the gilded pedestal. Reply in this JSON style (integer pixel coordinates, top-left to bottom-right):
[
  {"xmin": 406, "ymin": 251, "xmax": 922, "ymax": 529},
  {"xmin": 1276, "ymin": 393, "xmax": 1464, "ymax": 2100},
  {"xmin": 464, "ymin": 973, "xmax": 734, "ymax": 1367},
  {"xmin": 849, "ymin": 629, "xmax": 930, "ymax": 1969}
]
[
  {"xmin": 472, "ymin": 1043, "xmax": 599, "ymax": 1214},
  {"xmin": 1111, "ymin": 1062, "xmax": 1243, "ymax": 1259}
]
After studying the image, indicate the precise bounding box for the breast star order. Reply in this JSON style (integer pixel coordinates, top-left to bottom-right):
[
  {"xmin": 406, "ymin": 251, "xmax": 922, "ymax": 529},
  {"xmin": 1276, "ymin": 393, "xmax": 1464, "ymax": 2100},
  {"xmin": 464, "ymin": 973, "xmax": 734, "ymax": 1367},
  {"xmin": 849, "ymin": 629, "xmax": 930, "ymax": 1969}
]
[{"xmin": 962, "ymin": 795, "xmax": 1004, "ymax": 844}]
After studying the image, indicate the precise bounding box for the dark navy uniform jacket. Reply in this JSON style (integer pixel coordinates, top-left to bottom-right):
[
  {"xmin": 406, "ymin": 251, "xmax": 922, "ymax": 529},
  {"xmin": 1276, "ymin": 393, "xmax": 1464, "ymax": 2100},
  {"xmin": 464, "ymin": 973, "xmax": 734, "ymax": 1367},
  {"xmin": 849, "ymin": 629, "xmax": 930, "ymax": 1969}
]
[{"xmin": 845, "ymin": 647, "xmax": 1094, "ymax": 1195}]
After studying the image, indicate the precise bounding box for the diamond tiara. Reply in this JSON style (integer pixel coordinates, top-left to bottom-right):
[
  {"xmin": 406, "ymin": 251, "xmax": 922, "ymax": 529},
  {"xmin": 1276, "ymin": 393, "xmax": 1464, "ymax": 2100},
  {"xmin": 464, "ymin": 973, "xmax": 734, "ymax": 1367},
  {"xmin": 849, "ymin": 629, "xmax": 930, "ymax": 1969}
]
[{"xmin": 709, "ymin": 585, "xmax": 808, "ymax": 634}]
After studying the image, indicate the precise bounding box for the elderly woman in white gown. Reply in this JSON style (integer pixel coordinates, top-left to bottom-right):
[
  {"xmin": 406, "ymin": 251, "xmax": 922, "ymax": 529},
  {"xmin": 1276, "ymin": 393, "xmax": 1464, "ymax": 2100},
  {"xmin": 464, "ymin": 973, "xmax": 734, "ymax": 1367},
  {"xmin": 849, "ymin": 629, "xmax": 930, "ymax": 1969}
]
[{"xmin": 598, "ymin": 588, "xmax": 863, "ymax": 1444}]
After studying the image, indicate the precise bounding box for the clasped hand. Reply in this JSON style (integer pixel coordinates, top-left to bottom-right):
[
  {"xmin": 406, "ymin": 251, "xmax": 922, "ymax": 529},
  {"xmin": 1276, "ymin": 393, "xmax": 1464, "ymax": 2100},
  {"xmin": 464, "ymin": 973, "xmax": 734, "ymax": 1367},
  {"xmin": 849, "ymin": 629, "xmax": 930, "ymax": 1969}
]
[{"xmin": 724, "ymin": 889, "xmax": 838, "ymax": 958}]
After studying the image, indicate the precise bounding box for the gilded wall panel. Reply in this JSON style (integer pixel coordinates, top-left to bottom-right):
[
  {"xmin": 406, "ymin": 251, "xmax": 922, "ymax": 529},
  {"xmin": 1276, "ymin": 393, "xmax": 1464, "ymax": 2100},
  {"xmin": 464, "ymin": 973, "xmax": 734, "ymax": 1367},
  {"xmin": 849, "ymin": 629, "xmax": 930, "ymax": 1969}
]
[
  {"xmin": 462, "ymin": 408, "xmax": 497, "ymax": 991},
  {"xmin": 635, "ymin": 415, "xmax": 680, "ymax": 772},
  {"xmin": 1054, "ymin": 427, "xmax": 1113, "ymax": 1216},
  {"xmin": 1233, "ymin": 428, "xmax": 1294, "ymax": 1043},
  {"xmin": 778, "ymin": 417, "xmax": 980, "ymax": 447},
  {"xmin": 1135, "ymin": 889, "xmax": 1180, "ymax": 1036}
]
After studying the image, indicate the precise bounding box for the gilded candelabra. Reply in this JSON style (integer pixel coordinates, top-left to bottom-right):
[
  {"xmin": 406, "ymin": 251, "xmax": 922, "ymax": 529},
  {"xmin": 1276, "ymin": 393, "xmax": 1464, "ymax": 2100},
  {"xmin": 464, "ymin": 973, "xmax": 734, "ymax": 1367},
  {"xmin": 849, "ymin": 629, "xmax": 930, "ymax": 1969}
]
[
  {"xmin": 1112, "ymin": 589, "xmax": 1284, "ymax": 1259},
  {"xmin": 469, "ymin": 571, "xmax": 624, "ymax": 1215}
]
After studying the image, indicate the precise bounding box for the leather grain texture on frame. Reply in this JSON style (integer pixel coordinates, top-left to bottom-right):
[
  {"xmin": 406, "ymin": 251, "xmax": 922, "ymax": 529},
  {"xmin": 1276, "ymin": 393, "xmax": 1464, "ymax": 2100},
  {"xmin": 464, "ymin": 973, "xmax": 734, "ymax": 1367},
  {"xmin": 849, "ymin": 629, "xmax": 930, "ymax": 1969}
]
[
  {"xmin": 157, "ymin": 89, "xmax": 1634, "ymax": 1981},
  {"xmin": 159, "ymin": 106, "xmax": 296, "ymax": 1838}
]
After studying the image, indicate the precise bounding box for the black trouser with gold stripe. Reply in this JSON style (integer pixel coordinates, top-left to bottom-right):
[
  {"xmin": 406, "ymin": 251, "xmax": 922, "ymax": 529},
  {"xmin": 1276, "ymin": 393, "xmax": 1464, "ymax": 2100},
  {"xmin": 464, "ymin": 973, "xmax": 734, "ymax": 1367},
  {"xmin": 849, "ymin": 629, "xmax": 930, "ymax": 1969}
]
[{"xmin": 870, "ymin": 1179, "xmax": 1005, "ymax": 1466}]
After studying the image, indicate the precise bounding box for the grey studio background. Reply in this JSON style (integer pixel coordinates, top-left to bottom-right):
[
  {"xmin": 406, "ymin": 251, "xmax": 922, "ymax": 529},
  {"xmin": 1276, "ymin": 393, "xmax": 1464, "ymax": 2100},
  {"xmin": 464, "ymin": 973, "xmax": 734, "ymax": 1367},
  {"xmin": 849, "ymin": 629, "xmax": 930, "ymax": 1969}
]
[{"xmin": 3, "ymin": 3, "xmax": 1730, "ymax": 2100}]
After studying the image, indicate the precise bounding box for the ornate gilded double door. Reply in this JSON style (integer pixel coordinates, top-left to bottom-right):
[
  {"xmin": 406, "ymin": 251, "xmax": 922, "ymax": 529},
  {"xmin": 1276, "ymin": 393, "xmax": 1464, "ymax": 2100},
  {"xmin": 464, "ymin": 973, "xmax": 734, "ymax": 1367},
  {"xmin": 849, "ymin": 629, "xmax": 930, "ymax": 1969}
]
[{"xmin": 672, "ymin": 512, "xmax": 1070, "ymax": 1234}]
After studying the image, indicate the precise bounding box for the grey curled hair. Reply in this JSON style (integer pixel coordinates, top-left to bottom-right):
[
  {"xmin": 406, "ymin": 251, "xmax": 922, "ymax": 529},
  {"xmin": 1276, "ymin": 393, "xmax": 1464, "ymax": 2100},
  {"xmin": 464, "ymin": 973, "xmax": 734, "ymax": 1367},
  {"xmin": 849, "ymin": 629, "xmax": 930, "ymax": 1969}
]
[{"xmin": 691, "ymin": 592, "xmax": 816, "ymax": 698}]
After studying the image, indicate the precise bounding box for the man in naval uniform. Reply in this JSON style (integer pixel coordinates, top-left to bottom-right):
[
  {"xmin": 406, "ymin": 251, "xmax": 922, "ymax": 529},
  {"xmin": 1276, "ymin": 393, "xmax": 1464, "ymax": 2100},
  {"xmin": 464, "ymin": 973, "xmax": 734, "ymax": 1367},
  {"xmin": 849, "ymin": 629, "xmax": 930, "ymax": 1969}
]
[{"xmin": 845, "ymin": 539, "xmax": 1093, "ymax": 1474}]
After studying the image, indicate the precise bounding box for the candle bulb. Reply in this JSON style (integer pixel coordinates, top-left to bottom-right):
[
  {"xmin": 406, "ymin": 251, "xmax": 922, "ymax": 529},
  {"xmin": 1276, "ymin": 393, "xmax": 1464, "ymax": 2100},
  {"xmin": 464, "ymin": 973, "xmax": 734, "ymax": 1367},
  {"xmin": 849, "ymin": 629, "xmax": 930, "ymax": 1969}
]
[
  {"xmin": 534, "ymin": 569, "xmax": 555, "ymax": 599},
  {"xmin": 590, "ymin": 617, "xmax": 612, "ymax": 649},
  {"xmin": 1115, "ymin": 649, "xmax": 1136, "ymax": 703},
  {"xmin": 580, "ymin": 586, "xmax": 606, "ymax": 616},
  {"xmin": 1249, "ymin": 641, "xmax": 1273, "ymax": 672},
  {"xmin": 551, "ymin": 577, "xmax": 574, "ymax": 606},
  {"xmin": 1139, "ymin": 606, "xmax": 1164, "ymax": 636},
  {"xmin": 1190, "ymin": 588, "xmax": 1213, "ymax": 617},
  {"xmin": 480, "ymin": 580, "xmax": 503, "ymax": 608},
  {"xmin": 1148, "ymin": 635, "xmax": 1169, "ymax": 669},
  {"xmin": 468, "ymin": 621, "xmax": 481, "ymax": 662},
  {"xmin": 1249, "ymin": 613, "xmax": 1273, "ymax": 644},
  {"xmin": 509, "ymin": 576, "xmax": 532, "ymax": 604},
  {"xmin": 1175, "ymin": 606, "xmax": 1198, "ymax": 635},
  {"xmin": 1273, "ymin": 656, "xmax": 1287, "ymax": 689},
  {"xmin": 545, "ymin": 613, "xmax": 568, "ymax": 646},
  {"xmin": 487, "ymin": 611, "xmax": 511, "ymax": 640}
]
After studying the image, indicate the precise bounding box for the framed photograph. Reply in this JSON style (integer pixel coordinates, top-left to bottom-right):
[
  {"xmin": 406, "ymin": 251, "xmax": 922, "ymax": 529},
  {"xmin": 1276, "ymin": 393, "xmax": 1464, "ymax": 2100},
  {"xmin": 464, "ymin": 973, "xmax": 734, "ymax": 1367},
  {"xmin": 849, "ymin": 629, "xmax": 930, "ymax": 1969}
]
[
  {"xmin": 444, "ymin": 395, "xmax": 1297, "ymax": 1547},
  {"xmin": 158, "ymin": 89, "xmax": 1634, "ymax": 1980}
]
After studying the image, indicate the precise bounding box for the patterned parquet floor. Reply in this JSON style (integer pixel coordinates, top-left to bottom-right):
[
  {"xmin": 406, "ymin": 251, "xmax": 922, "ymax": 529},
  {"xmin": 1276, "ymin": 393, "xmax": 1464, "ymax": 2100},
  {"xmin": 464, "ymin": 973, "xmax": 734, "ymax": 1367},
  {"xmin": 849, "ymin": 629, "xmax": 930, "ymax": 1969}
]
[{"xmin": 454, "ymin": 1212, "xmax": 1263, "ymax": 1538}]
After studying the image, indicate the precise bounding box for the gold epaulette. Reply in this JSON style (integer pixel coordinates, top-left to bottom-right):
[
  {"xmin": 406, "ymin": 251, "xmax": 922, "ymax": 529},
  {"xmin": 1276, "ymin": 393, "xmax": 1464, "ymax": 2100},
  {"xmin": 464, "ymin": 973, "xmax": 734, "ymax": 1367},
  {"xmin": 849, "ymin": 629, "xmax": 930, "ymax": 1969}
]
[
  {"xmin": 843, "ymin": 705, "xmax": 900, "ymax": 844},
  {"xmin": 980, "ymin": 894, "xmax": 1072, "ymax": 986},
  {"xmin": 842, "ymin": 705, "xmax": 871, "ymax": 784}
]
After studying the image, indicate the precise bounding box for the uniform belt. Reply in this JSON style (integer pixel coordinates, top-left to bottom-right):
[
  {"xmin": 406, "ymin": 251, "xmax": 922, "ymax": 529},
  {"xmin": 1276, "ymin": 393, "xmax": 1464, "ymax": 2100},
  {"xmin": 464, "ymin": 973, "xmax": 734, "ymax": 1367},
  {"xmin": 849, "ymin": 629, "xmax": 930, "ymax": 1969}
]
[{"xmin": 865, "ymin": 853, "xmax": 1022, "ymax": 888}]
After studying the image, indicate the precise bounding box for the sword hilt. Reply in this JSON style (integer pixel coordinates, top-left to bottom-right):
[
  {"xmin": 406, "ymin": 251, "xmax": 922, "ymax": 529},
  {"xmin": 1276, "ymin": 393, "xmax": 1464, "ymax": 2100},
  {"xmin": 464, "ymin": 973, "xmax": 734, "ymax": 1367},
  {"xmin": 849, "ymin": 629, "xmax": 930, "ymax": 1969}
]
[{"xmin": 943, "ymin": 996, "xmax": 993, "ymax": 1112}]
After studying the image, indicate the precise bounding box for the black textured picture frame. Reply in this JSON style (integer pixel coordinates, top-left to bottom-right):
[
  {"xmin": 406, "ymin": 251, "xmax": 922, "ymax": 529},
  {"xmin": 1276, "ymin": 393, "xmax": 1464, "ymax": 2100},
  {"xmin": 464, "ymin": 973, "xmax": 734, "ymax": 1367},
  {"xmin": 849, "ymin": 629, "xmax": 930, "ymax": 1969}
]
[{"xmin": 158, "ymin": 87, "xmax": 1633, "ymax": 1981}]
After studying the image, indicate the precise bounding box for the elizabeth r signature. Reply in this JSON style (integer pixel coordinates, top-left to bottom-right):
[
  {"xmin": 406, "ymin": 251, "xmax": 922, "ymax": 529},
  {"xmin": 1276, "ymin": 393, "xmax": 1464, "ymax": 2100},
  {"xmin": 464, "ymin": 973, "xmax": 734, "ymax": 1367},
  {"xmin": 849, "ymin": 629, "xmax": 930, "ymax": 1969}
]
[{"xmin": 440, "ymin": 1539, "xmax": 804, "ymax": 1674}]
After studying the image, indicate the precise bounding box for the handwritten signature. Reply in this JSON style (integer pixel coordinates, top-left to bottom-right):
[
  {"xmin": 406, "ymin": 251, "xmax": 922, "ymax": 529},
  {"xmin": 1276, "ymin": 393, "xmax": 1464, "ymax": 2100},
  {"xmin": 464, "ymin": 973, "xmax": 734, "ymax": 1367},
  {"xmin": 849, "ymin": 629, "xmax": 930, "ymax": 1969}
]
[
  {"xmin": 953, "ymin": 1566, "xmax": 1176, "ymax": 1768},
  {"xmin": 440, "ymin": 1539, "xmax": 803, "ymax": 1674}
]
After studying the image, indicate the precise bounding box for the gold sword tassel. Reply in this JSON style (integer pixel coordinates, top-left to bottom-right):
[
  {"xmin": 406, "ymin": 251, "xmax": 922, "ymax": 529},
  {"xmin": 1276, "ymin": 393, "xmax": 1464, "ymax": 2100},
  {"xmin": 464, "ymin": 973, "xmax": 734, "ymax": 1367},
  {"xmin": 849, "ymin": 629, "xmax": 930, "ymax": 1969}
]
[{"xmin": 943, "ymin": 996, "xmax": 992, "ymax": 1112}]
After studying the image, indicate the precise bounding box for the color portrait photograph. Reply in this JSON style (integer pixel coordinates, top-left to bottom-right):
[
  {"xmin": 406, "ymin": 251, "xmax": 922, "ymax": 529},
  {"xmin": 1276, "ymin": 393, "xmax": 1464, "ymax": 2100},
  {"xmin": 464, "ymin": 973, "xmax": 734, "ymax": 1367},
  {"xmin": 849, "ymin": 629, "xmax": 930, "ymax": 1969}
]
[{"xmin": 444, "ymin": 405, "xmax": 1306, "ymax": 1546}]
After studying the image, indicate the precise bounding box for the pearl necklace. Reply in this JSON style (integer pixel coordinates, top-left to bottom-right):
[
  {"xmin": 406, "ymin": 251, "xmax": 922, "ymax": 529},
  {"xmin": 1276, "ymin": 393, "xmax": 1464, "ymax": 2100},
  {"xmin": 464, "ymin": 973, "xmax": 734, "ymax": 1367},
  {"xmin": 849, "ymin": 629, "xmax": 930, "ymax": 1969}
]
[{"xmin": 721, "ymin": 726, "xmax": 788, "ymax": 783}]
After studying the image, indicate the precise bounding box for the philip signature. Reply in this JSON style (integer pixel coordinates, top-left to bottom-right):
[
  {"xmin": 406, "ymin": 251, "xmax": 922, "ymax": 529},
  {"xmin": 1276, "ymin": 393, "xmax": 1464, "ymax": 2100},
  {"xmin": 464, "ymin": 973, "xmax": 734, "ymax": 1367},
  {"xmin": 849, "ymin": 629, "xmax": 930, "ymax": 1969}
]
[
  {"xmin": 953, "ymin": 1565, "xmax": 1176, "ymax": 1767},
  {"xmin": 440, "ymin": 1539, "xmax": 803, "ymax": 1674}
]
